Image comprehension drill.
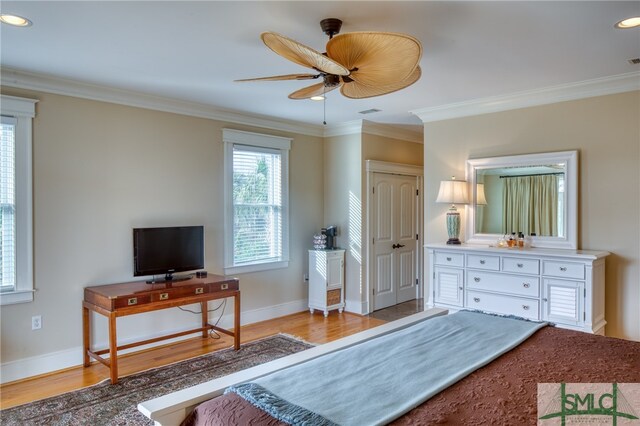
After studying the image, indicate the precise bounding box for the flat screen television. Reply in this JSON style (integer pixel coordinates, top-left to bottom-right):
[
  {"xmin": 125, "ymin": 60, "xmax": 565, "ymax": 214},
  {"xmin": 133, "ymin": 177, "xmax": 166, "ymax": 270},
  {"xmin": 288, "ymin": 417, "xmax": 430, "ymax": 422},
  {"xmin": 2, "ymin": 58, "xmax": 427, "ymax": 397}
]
[{"xmin": 133, "ymin": 226, "xmax": 204, "ymax": 283}]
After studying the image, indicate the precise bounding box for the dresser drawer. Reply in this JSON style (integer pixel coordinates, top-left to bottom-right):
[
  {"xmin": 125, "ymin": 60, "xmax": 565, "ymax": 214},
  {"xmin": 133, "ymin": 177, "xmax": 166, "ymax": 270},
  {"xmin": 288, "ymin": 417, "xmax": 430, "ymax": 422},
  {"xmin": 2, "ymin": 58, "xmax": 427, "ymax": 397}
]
[
  {"xmin": 467, "ymin": 254, "xmax": 499, "ymax": 271},
  {"xmin": 503, "ymin": 257, "xmax": 540, "ymax": 275},
  {"xmin": 434, "ymin": 252, "xmax": 464, "ymax": 267},
  {"xmin": 467, "ymin": 290, "xmax": 539, "ymax": 321},
  {"xmin": 543, "ymin": 260, "xmax": 585, "ymax": 280},
  {"xmin": 467, "ymin": 271, "xmax": 539, "ymax": 298}
]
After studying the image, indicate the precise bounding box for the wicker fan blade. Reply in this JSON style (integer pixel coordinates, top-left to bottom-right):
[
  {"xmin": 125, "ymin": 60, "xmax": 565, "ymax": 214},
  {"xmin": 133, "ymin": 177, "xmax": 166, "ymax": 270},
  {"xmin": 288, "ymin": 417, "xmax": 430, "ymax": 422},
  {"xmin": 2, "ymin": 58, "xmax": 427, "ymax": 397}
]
[
  {"xmin": 327, "ymin": 32, "xmax": 422, "ymax": 87},
  {"xmin": 261, "ymin": 32, "xmax": 350, "ymax": 76},
  {"xmin": 288, "ymin": 82, "xmax": 341, "ymax": 100},
  {"xmin": 341, "ymin": 66, "xmax": 421, "ymax": 99},
  {"xmin": 235, "ymin": 74, "xmax": 319, "ymax": 82}
]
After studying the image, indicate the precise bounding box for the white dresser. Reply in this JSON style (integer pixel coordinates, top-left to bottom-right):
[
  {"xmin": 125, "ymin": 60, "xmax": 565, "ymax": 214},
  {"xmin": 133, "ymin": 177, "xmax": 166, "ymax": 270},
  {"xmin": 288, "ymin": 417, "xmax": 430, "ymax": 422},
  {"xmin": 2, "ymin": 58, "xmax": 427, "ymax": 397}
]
[
  {"xmin": 426, "ymin": 243, "xmax": 609, "ymax": 334},
  {"xmin": 308, "ymin": 249, "xmax": 345, "ymax": 317}
]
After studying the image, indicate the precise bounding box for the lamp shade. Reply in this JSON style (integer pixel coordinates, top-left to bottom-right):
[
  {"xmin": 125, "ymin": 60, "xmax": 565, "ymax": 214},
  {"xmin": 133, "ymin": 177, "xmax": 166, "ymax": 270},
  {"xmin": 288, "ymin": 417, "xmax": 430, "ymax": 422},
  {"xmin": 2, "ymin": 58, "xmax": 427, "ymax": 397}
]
[
  {"xmin": 436, "ymin": 179, "xmax": 469, "ymax": 205},
  {"xmin": 476, "ymin": 183, "xmax": 488, "ymax": 205}
]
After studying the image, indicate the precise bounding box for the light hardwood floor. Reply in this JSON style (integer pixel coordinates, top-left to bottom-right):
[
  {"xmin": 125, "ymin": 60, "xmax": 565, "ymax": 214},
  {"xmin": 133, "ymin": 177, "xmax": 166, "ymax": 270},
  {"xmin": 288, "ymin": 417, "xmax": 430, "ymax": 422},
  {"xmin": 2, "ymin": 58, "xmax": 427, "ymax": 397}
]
[{"xmin": 0, "ymin": 311, "xmax": 386, "ymax": 409}]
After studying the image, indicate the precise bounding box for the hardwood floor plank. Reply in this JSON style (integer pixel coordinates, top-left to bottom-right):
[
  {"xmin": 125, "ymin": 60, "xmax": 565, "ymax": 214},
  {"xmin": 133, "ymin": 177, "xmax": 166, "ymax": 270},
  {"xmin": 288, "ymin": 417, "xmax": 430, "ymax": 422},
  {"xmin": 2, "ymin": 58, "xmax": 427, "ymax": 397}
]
[{"xmin": 0, "ymin": 311, "xmax": 386, "ymax": 409}]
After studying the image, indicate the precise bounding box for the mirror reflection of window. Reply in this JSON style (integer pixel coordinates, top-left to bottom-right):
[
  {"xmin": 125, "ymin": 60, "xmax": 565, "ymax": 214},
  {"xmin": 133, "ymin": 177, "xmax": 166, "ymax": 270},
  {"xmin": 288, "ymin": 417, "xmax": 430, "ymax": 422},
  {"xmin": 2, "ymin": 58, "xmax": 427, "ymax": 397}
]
[
  {"xmin": 474, "ymin": 165, "xmax": 565, "ymax": 237},
  {"xmin": 502, "ymin": 173, "xmax": 560, "ymax": 237}
]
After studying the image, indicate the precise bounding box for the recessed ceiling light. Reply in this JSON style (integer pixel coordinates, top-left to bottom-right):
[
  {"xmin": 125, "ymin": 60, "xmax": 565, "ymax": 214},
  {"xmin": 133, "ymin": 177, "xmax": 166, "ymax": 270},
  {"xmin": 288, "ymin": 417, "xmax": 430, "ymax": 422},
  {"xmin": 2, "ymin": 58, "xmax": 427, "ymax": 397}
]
[
  {"xmin": 615, "ymin": 17, "xmax": 640, "ymax": 29},
  {"xmin": 0, "ymin": 14, "xmax": 32, "ymax": 27},
  {"xmin": 310, "ymin": 96, "xmax": 325, "ymax": 101}
]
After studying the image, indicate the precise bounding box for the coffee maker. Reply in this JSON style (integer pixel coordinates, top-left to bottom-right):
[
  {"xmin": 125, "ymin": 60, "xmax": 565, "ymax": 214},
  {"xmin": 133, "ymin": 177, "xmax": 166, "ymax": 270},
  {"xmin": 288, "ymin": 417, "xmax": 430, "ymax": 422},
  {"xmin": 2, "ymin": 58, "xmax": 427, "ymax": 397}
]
[{"xmin": 322, "ymin": 226, "xmax": 338, "ymax": 250}]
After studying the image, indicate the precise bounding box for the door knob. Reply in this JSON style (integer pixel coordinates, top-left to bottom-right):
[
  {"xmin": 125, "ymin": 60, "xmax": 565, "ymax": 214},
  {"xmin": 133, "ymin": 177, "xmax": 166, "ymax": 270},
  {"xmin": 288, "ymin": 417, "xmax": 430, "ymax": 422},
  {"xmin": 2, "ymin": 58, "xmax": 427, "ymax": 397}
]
[{"xmin": 392, "ymin": 243, "xmax": 406, "ymax": 249}]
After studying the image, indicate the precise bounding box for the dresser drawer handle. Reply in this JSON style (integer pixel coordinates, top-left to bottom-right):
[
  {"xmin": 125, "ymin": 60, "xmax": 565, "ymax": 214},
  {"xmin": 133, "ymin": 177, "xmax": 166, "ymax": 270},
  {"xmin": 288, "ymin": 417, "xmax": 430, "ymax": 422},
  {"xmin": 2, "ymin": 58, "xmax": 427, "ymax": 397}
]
[
  {"xmin": 523, "ymin": 283, "xmax": 530, "ymax": 288},
  {"xmin": 474, "ymin": 277, "xmax": 481, "ymax": 282},
  {"xmin": 480, "ymin": 260, "xmax": 486, "ymax": 265},
  {"xmin": 473, "ymin": 297, "xmax": 480, "ymax": 303},
  {"xmin": 522, "ymin": 305, "xmax": 530, "ymax": 310},
  {"xmin": 559, "ymin": 267, "xmax": 567, "ymax": 272},
  {"xmin": 517, "ymin": 263, "xmax": 524, "ymax": 268},
  {"xmin": 446, "ymin": 257, "xmax": 452, "ymax": 261}
]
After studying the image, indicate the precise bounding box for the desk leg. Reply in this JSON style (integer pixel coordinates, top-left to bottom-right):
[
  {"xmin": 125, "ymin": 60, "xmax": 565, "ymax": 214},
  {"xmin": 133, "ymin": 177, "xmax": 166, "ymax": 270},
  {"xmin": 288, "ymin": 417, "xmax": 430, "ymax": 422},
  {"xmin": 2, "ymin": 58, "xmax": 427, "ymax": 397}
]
[
  {"xmin": 109, "ymin": 314, "xmax": 118, "ymax": 384},
  {"xmin": 201, "ymin": 301, "xmax": 208, "ymax": 338},
  {"xmin": 83, "ymin": 305, "xmax": 90, "ymax": 367},
  {"xmin": 234, "ymin": 292, "xmax": 240, "ymax": 350}
]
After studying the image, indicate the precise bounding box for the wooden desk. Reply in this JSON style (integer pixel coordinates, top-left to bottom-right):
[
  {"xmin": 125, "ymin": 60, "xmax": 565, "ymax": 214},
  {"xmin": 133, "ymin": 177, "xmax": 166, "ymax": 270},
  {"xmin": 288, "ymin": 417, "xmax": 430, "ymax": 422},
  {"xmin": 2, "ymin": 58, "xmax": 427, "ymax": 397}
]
[{"xmin": 83, "ymin": 275, "xmax": 240, "ymax": 384}]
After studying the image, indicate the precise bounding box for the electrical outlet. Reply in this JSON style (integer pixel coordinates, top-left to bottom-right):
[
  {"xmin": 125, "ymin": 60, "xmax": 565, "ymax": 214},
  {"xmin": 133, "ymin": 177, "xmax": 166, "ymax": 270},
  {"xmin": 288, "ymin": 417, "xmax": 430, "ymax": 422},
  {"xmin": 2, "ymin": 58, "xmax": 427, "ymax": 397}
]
[{"xmin": 32, "ymin": 315, "xmax": 42, "ymax": 330}]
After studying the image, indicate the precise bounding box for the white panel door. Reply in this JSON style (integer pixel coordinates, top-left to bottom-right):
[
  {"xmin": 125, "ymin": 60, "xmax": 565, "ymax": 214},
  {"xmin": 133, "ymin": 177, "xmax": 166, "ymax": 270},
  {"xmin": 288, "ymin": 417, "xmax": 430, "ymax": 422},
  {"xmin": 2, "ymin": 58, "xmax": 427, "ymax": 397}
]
[{"xmin": 372, "ymin": 173, "xmax": 418, "ymax": 310}]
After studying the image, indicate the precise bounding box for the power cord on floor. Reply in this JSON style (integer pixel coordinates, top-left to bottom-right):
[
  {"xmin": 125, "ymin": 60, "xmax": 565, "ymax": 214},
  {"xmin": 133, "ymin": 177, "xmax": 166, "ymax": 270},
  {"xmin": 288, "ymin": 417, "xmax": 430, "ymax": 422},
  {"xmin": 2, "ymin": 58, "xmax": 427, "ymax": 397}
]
[{"xmin": 177, "ymin": 299, "xmax": 228, "ymax": 340}]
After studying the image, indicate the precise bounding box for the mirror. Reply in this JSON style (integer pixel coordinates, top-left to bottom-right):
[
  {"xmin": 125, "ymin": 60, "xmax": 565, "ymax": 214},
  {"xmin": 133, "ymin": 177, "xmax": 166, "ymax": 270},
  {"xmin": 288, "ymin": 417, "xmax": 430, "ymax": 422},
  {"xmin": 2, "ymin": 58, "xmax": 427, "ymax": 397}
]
[{"xmin": 466, "ymin": 151, "xmax": 578, "ymax": 249}]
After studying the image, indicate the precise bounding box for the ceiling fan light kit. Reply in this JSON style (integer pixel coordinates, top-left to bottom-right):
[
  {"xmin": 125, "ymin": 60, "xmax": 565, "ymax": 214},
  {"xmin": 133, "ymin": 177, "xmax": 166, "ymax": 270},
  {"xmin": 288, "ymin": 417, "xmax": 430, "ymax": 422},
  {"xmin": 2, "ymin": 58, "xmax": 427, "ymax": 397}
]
[{"xmin": 236, "ymin": 18, "xmax": 423, "ymax": 101}]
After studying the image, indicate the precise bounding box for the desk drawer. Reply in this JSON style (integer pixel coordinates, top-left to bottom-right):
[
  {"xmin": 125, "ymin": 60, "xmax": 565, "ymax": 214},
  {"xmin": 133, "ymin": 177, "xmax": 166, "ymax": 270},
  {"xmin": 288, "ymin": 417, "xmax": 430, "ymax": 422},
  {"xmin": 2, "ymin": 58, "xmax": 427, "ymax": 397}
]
[
  {"xmin": 543, "ymin": 261, "xmax": 585, "ymax": 280},
  {"xmin": 467, "ymin": 290, "xmax": 539, "ymax": 321},
  {"xmin": 503, "ymin": 257, "xmax": 540, "ymax": 275},
  {"xmin": 467, "ymin": 254, "xmax": 500, "ymax": 271},
  {"xmin": 467, "ymin": 271, "xmax": 539, "ymax": 298},
  {"xmin": 114, "ymin": 294, "xmax": 152, "ymax": 309},
  {"xmin": 434, "ymin": 252, "xmax": 464, "ymax": 267}
]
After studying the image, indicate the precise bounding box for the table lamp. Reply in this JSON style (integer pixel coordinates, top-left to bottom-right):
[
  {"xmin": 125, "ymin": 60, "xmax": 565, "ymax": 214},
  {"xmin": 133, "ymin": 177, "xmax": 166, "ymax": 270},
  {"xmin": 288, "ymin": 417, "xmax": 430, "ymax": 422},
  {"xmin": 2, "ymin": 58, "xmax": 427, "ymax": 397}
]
[
  {"xmin": 436, "ymin": 177, "xmax": 470, "ymax": 244},
  {"xmin": 476, "ymin": 183, "xmax": 487, "ymax": 205}
]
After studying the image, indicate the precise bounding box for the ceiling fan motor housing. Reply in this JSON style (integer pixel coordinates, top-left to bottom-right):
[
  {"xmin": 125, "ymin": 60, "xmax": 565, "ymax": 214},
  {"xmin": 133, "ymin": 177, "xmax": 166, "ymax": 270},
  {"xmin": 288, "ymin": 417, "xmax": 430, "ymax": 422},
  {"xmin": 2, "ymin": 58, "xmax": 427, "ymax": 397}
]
[
  {"xmin": 320, "ymin": 18, "xmax": 343, "ymax": 38},
  {"xmin": 324, "ymin": 74, "xmax": 341, "ymax": 87}
]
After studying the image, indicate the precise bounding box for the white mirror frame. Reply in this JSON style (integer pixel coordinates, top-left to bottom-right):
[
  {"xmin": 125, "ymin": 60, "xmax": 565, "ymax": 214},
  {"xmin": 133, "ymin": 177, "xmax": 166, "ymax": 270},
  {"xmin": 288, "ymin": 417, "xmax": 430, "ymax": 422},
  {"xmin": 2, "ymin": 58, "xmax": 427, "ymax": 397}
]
[{"xmin": 465, "ymin": 150, "xmax": 578, "ymax": 250}]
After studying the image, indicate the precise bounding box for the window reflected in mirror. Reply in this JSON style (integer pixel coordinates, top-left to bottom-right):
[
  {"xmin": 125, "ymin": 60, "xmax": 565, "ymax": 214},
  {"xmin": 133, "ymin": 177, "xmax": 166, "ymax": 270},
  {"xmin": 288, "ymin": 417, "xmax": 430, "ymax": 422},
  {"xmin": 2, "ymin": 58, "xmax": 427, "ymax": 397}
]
[{"xmin": 474, "ymin": 164, "xmax": 566, "ymax": 237}]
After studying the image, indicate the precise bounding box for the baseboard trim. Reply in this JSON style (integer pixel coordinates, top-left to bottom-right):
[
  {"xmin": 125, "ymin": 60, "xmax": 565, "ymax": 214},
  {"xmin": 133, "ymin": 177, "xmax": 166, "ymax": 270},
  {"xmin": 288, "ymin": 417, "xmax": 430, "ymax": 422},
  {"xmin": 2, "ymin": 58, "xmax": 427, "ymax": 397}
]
[
  {"xmin": 0, "ymin": 299, "xmax": 307, "ymax": 384},
  {"xmin": 344, "ymin": 299, "xmax": 367, "ymax": 315}
]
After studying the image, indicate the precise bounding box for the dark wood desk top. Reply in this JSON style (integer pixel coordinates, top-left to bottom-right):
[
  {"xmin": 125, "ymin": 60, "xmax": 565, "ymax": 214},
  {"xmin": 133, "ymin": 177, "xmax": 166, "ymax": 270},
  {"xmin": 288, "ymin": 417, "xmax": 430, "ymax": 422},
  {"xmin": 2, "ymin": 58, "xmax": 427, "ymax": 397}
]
[
  {"xmin": 85, "ymin": 275, "xmax": 238, "ymax": 299},
  {"xmin": 84, "ymin": 275, "xmax": 240, "ymax": 312}
]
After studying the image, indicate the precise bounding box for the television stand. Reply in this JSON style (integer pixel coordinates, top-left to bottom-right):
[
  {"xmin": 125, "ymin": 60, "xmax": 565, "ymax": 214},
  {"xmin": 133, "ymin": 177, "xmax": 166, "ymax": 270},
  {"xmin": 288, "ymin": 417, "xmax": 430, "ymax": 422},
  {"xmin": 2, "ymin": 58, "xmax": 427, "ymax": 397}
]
[{"xmin": 83, "ymin": 275, "xmax": 240, "ymax": 384}]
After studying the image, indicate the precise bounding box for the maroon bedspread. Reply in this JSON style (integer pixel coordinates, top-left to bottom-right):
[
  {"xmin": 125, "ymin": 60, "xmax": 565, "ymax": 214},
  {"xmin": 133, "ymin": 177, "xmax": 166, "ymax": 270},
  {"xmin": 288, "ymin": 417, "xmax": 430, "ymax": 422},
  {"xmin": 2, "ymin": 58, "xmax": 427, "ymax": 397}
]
[{"xmin": 182, "ymin": 326, "xmax": 640, "ymax": 425}]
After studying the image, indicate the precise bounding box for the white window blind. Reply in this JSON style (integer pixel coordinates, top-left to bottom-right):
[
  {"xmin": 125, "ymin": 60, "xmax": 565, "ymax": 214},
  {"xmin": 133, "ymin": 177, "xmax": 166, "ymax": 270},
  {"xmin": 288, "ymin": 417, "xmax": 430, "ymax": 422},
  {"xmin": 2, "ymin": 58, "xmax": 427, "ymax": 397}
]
[
  {"xmin": 233, "ymin": 146, "xmax": 283, "ymax": 265},
  {"xmin": 223, "ymin": 129, "xmax": 290, "ymax": 275},
  {"xmin": 0, "ymin": 117, "xmax": 16, "ymax": 292},
  {"xmin": 0, "ymin": 95, "xmax": 36, "ymax": 305}
]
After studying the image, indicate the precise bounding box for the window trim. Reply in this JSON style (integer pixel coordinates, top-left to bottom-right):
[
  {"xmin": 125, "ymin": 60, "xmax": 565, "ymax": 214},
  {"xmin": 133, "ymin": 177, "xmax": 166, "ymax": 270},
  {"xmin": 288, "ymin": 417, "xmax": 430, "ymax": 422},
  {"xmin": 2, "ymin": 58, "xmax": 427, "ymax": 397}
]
[
  {"xmin": 223, "ymin": 129, "xmax": 291, "ymax": 275},
  {"xmin": 1, "ymin": 95, "xmax": 37, "ymax": 305}
]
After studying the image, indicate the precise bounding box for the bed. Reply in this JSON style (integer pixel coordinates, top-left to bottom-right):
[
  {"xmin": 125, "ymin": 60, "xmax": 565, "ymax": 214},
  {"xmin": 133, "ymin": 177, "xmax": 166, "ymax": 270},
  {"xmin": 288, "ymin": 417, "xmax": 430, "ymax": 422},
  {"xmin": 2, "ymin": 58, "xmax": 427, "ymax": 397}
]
[{"xmin": 138, "ymin": 310, "xmax": 639, "ymax": 425}]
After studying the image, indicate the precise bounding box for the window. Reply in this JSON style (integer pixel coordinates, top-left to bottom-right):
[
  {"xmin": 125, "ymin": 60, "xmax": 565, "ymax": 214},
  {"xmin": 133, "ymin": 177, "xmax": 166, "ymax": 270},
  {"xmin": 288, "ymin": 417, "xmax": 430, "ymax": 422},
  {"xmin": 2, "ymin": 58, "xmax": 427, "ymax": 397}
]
[
  {"xmin": 0, "ymin": 95, "xmax": 36, "ymax": 305},
  {"xmin": 223, "ymin": 129, "xmax": 290, "ymax": 274}
]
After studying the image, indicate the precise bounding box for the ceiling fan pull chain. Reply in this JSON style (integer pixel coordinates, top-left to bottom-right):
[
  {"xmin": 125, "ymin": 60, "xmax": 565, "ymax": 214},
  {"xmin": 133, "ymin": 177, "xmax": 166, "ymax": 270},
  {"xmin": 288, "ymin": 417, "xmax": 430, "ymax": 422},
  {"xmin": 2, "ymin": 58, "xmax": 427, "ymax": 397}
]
[{"xmin": 323, "ymin": 84, "xmax": 327, "ymax": 125}]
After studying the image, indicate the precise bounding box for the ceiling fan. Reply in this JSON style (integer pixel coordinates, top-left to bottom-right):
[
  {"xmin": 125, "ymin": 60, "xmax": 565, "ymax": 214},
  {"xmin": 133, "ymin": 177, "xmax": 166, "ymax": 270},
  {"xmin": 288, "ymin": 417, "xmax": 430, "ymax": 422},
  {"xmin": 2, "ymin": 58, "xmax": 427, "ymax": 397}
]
[{"xmin": 236, "ymin": 18, "xmax": 423, "ymax": 100}]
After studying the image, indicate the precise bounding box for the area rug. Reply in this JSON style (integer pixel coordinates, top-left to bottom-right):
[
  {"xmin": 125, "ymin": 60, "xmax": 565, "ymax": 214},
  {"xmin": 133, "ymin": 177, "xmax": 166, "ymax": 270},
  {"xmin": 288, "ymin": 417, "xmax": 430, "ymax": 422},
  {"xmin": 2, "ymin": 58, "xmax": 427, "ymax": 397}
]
[{"xmin": 0, "ymin": 334, "xmax": 313, "ymax": 426}]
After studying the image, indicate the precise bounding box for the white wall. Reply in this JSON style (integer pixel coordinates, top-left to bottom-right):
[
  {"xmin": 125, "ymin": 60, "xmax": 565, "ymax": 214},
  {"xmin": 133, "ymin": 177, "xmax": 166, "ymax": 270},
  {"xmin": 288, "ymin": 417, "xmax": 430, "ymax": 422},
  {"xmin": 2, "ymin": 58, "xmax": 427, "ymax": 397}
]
[
  {"xmin": 0, "ymin": 88, "xmax": 324, "ymax": 379},
  {"xmin": 323, "ymin": 130, "xmax": 424, "ymax": 314},
  {"xmin": 423, "ymin": 91, "xmax": 640, "ymax": 340}
]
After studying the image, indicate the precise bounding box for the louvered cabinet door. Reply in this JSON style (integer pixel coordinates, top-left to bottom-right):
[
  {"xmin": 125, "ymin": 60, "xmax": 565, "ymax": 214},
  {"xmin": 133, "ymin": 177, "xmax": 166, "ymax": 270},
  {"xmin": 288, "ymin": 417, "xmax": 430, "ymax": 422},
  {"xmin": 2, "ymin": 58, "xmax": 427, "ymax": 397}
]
[
  {"xmin": 434, "ymin": 266, "xmax": 464, "ymax": 307},
  {"xmin": 542, "ymin": 278, "xmax": 584, "ymax": 326}
]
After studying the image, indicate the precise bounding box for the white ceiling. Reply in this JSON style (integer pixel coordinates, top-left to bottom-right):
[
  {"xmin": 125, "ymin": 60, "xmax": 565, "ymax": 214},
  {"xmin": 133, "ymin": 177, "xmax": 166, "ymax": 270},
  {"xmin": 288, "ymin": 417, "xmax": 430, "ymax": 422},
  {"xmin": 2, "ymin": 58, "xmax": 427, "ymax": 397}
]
[{"xmin": 1, "ymin": 1, "xmax": 639, "ymax": 129}]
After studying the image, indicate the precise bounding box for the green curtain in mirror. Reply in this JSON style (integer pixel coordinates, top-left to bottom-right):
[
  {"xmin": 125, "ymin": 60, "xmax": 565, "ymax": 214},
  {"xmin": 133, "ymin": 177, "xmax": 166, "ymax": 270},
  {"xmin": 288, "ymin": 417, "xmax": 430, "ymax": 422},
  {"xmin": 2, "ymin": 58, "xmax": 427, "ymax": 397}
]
[{"xmin": 502, "ymin": 175, "xmax": 559, "ymax": 236}]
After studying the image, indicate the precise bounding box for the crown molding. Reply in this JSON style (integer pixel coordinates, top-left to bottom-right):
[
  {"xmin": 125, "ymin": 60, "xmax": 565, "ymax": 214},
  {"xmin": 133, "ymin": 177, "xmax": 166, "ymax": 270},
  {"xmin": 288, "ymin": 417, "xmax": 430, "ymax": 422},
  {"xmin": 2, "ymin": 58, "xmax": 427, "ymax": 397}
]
[
  {"xmin": 0, "ymin": 67, "xmax": 324, "ymax": 137},
  {"xmin": 411, "ymin": 72, "xmax": 640, "ymax": 123},
  {"xmin": 323, "ymin": 120, "xmax": 364, "ymax": 138},
  {"xmin": 323, "ymin": 119, "xmax": 423, "ymax": 143}
]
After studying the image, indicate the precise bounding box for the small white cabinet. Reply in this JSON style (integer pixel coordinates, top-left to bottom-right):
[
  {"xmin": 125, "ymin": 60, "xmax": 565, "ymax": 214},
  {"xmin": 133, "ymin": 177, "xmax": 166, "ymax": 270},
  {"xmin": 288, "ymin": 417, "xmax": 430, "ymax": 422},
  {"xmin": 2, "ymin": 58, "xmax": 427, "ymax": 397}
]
[
  {"xmin": 309, "ymin": 249, "xmax": 345, "ymax": 317},
  {"xmin": 426, "ymin": 244, "xmax": 609, "ymax": 334}
]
